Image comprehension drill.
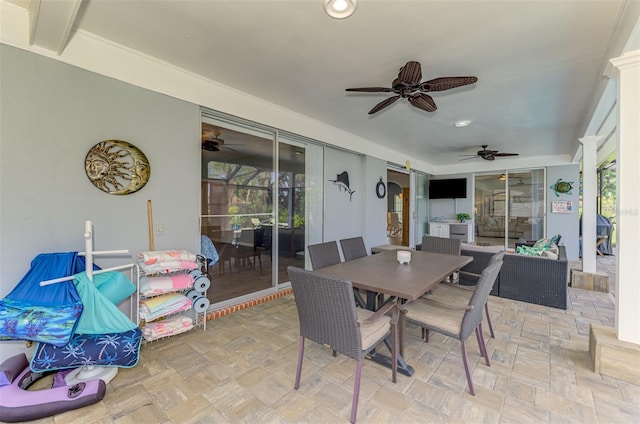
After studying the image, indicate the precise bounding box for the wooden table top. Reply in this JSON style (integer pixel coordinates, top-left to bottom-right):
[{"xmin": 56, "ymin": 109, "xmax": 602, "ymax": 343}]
[{"xmin": 317, "ymin": 250, "xmax": 472, "ymax": 302}]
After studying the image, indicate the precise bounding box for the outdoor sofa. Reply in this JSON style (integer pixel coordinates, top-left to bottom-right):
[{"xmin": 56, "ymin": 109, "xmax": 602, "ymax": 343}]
[{"xmin": 416, "ymin": 243, "xmax": 569, "ymax": 309}]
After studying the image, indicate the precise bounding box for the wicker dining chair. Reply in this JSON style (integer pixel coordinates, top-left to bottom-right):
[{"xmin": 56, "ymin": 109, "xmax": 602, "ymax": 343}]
[
  {"xmin": 340, "ymin": 237, "xmax": 368, "ymax": 261},
  {"xmin": 420, "ymin": 235, "xmax": 461, "ymax": 256},
  {"xmin": 402, "ymin": 260, "xmax": 502, "ymax": 395},
  {"xmin": 428, "ymin": 250, "xmax": 506, "ymax": 339},
  {"xmin": 307, "ymin": 241, "xmax": 341, "ymax": 270},
  {"xmin": 287, "ymin": 266, "xmax": 399, "ymax": 423},
  {"xmin": 419, "ymin": 235, "xmax": 462, "ymax": 285}
]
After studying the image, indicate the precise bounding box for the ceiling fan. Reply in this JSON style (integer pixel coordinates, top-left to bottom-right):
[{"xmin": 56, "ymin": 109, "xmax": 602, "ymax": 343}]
[
  {"xmin": 459, "ymin": 145, "xmax": 520, "ymax": 161},
  {"xmin": 201, "ymin": 128, "xmax": 243, "ymax": 152},
  {"xmin": 345, "ymin": 61, "xmax": 477, "ymax": 114}
]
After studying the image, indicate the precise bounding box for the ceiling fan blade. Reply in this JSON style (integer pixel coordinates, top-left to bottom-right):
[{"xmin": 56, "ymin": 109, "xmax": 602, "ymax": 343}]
[
  {"xmin": 494, "ymin": 152, "xmax": 520, "ymax": 157},
  {"xmin": 346, "ymin": 87, "xmax": 393, "ymax": 92},
  {"xmin": 419, "ymin": 76, "xmax": 478, "ymax": 92},
  {"xmin": 397, "ymin": 61, "xmax": 422, "ymax": 86},
  {"xmin": 368, "ymin": 95, "xmax": 401, "ymax": 114},
  {"xmin": 221, "ymin": 146, "xmax": 242, "ymax": 153},
  {"xmin": 408, "ymin": 93, "xmax": 437, "ymax": 112},
  {"xmin": 459, "ymin": 156, "xmax": 481, "ymax": 161}
]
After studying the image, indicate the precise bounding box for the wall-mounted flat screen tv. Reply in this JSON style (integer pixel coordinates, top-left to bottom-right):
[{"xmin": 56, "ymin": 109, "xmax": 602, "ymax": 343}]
[{"xmin": 428, "ymin": 178, "xmax": 467, "ymax": 199}]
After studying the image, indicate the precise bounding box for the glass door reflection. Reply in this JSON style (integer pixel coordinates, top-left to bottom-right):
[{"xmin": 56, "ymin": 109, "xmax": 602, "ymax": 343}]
[
  {"xmin": 201, "ymin": 123, "xmax": 275, "ymax": 304},
  {"xmin": 474, "ymin": 170, "xmax": 545, "ymax": 248}
]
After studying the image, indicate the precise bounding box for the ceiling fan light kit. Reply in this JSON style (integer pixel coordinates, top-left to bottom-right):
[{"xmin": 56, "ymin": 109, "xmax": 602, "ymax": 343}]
[
  {"xmin": 323, "ymin": 0, "xmax": 357, "ymax": 19},
  {"xmin": 346, "ymin": 61, "xmax": 477, "ymax": 114}
]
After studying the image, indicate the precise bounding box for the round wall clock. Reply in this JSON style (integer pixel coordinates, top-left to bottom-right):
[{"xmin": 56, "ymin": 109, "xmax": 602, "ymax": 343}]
[
  {"xmin": 85, "ymin": 140, "xmax": 150, "ymax": 195},
  {"xmin": 376, "ymin": 177, "xmax": 386, "ymax": 198}
]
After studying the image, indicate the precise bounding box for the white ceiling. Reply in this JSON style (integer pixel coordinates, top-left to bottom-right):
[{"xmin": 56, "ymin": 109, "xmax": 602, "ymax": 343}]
[{"xmin": 5, "ymin": 0, "xmax": 639, "ymax": 171}]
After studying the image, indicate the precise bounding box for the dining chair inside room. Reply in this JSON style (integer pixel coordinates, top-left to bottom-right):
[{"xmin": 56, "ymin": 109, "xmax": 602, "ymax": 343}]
[
  {"xmin": 387, "ymin": 212, "xmax": 402, "ymax": 236},
  {"xmin": 340, "ymin": 237, "xmax": 368, "ymax": 261},
  {"xmin": 427, "ymin": 250, "xmax": 506, "ymax": 339},
  {"xmin": 402, "ymin": 260, "xmax": 503, "ymax": 395},
  {"xmin": 287, "ymin": 266, "xmax": 399, "ymax": 423},
  {"xmin": 307, "ymin": 241, "xmax": 342, "ymax": 270}
]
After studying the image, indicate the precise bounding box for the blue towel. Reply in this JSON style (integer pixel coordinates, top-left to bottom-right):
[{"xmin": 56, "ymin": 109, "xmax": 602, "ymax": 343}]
[
  {"xmin": 201, "ymin": 234, "xmax": 219, "ymax": 265},
  {"xmin": 72, "ymin": 272, "xmax": 137, "ymax": 334},
  {"xmin": 0, "ymin": 252, "xmax": 84, "ymax": 346},
  {"xmin": 30, "ymin": 270, "xmax": 142, "ymax": 372}
]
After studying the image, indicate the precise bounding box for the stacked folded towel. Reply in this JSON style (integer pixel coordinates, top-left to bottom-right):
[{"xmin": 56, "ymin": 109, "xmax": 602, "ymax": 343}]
[
  {"xmin": 139, "ymin": 274, "xmax": 194, "ymax": 297},
  {"xmin": 138, "ymin": 250, "xmax": 199, "ymax": 274},
  {"xmin": 142, "ymin": 315, "xmax": 193, "ymax": 341},
  {"xmin": 139, "ymin": 293, "xmax": 192, "ymax": 322}
]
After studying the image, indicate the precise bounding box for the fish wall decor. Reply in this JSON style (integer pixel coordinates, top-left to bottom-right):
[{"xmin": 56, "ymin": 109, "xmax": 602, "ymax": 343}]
[{"xmin": 329, "ymin": 171, "xmax": 355, "ymax": 201}]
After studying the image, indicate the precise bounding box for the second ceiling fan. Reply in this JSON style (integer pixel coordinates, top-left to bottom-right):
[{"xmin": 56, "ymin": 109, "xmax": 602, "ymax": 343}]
[
  {"xmin": 201, "ymin": 126, "xmax": 244, "ymax": 152},
  {"xmin": 346, "ymin": 61, "xmax": 477, "ymax": 114},
  {"xmin": 459, "ymin": 145, "xmax": 520, "ymax": 161}
]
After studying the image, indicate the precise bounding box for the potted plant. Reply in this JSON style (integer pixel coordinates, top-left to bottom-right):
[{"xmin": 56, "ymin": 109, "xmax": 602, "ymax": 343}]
[{"xmin": 456, "ymin": 213, "xmax": 471, "ymax": 223}]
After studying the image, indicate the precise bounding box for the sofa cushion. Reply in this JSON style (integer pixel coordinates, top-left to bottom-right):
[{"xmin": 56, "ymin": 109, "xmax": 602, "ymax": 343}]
[{"xmin": 460, "ymin": 243, "xmax": 504, "ymax": 253}]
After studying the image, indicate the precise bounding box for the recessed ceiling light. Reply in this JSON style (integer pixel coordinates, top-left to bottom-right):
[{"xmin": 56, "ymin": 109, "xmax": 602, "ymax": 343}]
[
  {"xmin": 454, "ymin": 120, "xmax": 472, "ymax": 127},
  {"xmin": 323, "ymin": 0, "xmax": 358, "ymax": 19}
]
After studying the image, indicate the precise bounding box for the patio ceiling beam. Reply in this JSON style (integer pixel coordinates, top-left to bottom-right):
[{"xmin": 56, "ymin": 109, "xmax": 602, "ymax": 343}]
[{"xmin": 27, "ymin": 0, "xmax": 84, "ymax": 55}]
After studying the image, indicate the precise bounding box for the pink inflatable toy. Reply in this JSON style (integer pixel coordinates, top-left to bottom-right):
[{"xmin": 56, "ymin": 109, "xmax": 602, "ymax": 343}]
[{"xmin": 0, "ymin": 353, "xmax": 106, "ymax": 423}]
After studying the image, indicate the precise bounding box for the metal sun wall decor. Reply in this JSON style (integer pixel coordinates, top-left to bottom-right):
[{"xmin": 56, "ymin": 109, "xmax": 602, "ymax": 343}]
[
  {"xmin": 85, "ymin": 140, "xmax": 150, "ymax": 195},
  {"xmin": 549, "ymin": 178, "xmax": 574, "ymax": 197},
  {"xmin": 329, "ymin": 171, "xmax": 355, "ymax": 201}
]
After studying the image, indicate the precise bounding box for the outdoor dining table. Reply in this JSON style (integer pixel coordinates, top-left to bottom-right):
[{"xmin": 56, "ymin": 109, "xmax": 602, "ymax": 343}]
[{"xmin": 316, "ymin": 249, "xmax": 472, "ymax": 376}]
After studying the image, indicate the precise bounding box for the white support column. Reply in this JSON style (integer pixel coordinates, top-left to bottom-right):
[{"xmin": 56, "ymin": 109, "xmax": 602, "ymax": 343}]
[
  {"xmin": 579, "ymin": 136, "xmax": 601, "ymax": 274},
  {"xmin": 611, "ymin": 50, "xmax": 640, "ymax": 344}
]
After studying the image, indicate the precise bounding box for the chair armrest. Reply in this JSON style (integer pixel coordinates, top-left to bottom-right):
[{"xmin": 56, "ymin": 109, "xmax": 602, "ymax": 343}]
[
  {"xmin": 441, "ymin": 281, "xmax": 475, "ymax": 291},
  {"xmin": 359, "ymin": 302, "xmax": 399, "ymax": 326}
]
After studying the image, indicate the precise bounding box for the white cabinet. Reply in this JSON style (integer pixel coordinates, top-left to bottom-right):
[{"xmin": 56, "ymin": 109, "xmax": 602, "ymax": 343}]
[
  {"xmin": 449, "ymin": 223, "xmax": 473, "ymax": 243},
  {"xmin": 429, "ymin": 222, "xmax": 473, "ymax": 243},
  {"xmin": 429, "ymin": 222, "xmax": 450, "ymax": 238}
]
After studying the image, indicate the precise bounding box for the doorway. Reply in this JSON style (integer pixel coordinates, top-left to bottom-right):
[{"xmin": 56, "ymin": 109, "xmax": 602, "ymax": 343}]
[
  {"xmin": 387, "ymin": 169, "xmax": 410, "ymax": 246},
  {"xmin": 474, "ymin": 169, "xmax": 545, "ymax": 248}
]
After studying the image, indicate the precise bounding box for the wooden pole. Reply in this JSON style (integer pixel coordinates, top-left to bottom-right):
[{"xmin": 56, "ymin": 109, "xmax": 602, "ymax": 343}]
[{"xmin": 147, "ymin": 199, "xmax": 155, "ymax": 251}]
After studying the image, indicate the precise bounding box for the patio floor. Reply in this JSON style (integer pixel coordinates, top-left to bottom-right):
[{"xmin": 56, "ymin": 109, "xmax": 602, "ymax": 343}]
[{"xmin": 41, "ymin": 281, "xmax": 639, "ymax": 423}]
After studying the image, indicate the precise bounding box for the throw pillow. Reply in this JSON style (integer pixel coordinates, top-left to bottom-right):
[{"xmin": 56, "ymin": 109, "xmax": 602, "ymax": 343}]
[
  {"xmin": 516, "ymin": 243, "xmax": 559, "ymax": 259},
  {"xmin": 516, "ymin": 245, "xmax": 546, "ymax": 256},
  {"xmin": 533, "ymin": 238, "xmax": 552, "ymax": 250}
]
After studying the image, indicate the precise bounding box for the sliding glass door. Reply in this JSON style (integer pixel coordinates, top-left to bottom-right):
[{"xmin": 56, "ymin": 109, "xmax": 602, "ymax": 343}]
[
  {"xmin": 200, "ymin": 116, "xmax": 324, "ymax": 306},
  {"xmin": 474, "ymin": 169, "xmax": 545, "ymax": 248},
  {"xmin": 275, "ymin": 140, "xmax": 306, "ymax": 285},
  {"xmin": 201, "ymin": 123, "xmax": 275, "ymax": 304},
  {"xmin": 415, "ymin": 172, "xmax": 429, "ymax": 242}
]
